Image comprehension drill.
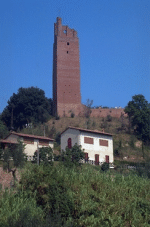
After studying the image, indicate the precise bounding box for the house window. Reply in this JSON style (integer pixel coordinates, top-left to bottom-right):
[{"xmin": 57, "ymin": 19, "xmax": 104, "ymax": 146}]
[
  {"xmin": 68, "ymin": 138, "xmax": 72, "ymax": 149},
  {"xmin": 105, "ymin": 155, "xmax": 109, "ymax": 163},
  {"xmin": 95, "ymin": 154, "xmax": 99, "ymax": 165},
  {"xmin": 99, "ymin": 139, "xmax": 108, "ymax": 147},
  {"xmin": 84, "ymin": 137, "xmax": 93, "ymax": 144}
]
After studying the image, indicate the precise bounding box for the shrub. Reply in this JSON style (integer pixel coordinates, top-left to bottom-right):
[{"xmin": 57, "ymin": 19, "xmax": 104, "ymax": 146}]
[
  {"xmin": 101, "ymin": 162, "xmax": 109, "ymax": 171},
  {"xmin": 106, "ymin": 115, "xmax": 112, "ymax": 122},
  {"xmin": 61, "ymin": 144, "xmax": 85, "ymax": 168},
  {"xmin": 33, "ymin": 146, "xmax": 53, "ymax": 165},
  {"xmin": 55, "ymin": 114, "xmax": 60, "ymax": 120},
  {"xmin": 55, "ymin": 132, "xmax": 61, "ymax": 145}
]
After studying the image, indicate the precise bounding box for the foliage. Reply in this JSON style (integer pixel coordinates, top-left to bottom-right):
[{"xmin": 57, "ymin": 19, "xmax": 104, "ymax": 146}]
[
  {"xmin": 61, "ymin": 143, "xmax": 85, "ymax": 167},
  {"xmin": 1, "ymin": 87, "xmax": 53, "ymax": 130},
  {"xmin": 18, "ymin": 163, "xmax": 150, "ymax": 226},
  {"xmin": 0, "ymin": 190, "xmax": 45, "ymax": 227},
  {"xmin": 55, "ymin": 114, "xmax": 60, "ymax": 120},
  {"xmin": 19, "ymin": 163, "xmax": 74, "ymax": 226},
  {"xmin": 84, "ymin": 99, "xmax": 93, "ymax": 118},
  {"xmin": 54, "ymin": 131, "xmax": 61, "ymax": 145},
  {"xmin": 106, "ymin": 114, "xmax": 112, "ymax": 122},
  {"xmin": 125, "ymin": 94, "xmax": 150, "ymax": 143},
  {"xmin": 0, "ymin": 120, "xmax": 8, "ymax": 139},
  {"xmin": 33, "ymin": 146, "xmax": 53, "ymax": 166},
  {"xmin": 101, "ymin": 162, "xmax": 109, "ymax": 171},
  {"xmin": 2, "ymin": 141, "xmax": 26, "ymax": 185},
  {"xmin": 2, "ymin": 141, "xmax": 27, "ymax": 171}
]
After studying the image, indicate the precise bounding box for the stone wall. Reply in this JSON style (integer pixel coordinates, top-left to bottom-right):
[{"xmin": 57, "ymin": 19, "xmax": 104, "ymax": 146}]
[{"xmin": 90, "ymin": 108, "xmax": 127, "ymax": 118}]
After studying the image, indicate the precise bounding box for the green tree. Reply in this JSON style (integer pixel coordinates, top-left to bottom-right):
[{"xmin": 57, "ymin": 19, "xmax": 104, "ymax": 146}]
[
  {"xmin": 125, "ymin": 94, "xmax": 150, "ymax": 143},
  {"xmin": 61, "ymin": 144, "xmax": 85, "ymax": 167},
  {"xmin": 0, "ymin": 119, "xmax": 8, "ymax": 139},
  {"xmin": 1, "ymin": 87, "xmax": 53, "ymax": 130},
  {"xmin": 2, "ymin": 141, "xmax": 27, "ymax": 184},
  {"xmin": 84, "ymin": 99, "xmax": 93, "ymax": 119},
  {"xmin": 33, "ymin": 146, "xmax": 53, "ymax": 165}
]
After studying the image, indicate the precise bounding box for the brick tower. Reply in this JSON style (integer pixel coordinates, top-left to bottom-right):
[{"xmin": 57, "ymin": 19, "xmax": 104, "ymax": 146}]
[{"xmin": 53, "ymin": 17, "xmax": 81, "ymax": 117}]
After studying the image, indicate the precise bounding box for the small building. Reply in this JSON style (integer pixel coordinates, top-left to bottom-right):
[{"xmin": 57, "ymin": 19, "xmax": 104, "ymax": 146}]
[
  {"xmin": 0, "ymin": 132, "xmax": 54, "ymax": 160},
  {"xmin": 61, "ymin": 126, "xmax": 113, "ymax": 165}
]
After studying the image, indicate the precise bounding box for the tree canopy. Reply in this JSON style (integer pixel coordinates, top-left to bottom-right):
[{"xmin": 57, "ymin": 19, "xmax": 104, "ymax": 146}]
[
  {"xmin": 61, "ymin": 143, "xmax": 85, "ymax": 167},
  {"xmin": 33, "ymin": 146, "xmax": 53, "ymax": 166},
  {"xmin": 125, "ymin": 94, "xmax": 150, "ymax": 143},
  {"xmin": 1, "ymin": 87, "xmax": 53, "ymax": 130}
]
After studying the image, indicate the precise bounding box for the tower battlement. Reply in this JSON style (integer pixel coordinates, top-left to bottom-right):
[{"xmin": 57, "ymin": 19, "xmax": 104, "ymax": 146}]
[{"xmin": 54, "ymin": 17, "xmax": 77, "ymax": 38}]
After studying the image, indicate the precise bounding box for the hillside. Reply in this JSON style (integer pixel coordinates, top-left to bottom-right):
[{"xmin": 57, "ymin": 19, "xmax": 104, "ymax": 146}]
[{"xmin": 20, "ymin": 114, "xmax": 149, "ymax": 163}]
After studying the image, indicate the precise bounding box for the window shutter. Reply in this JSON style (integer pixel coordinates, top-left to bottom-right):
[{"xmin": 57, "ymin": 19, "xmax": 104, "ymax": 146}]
[
  {"xmin": 85, "ymin": 152, "xmax": 88, "ymax": 161},
  {"xmin": 105, "ymin": 155, "xmax": 109, "ymax": 163},
  {"xmin": 95, "ymin": 154, "xmax": 99, "ymax": 165}
]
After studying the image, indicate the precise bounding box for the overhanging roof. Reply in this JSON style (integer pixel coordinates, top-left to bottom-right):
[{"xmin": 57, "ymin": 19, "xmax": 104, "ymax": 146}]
[
  {"xmin": 5, "ymin": 131, "xmax": 54, "ymax": 141},
  {"xmin": 61, "ymin": 126, "xmax": 113, "ymax": 136}
]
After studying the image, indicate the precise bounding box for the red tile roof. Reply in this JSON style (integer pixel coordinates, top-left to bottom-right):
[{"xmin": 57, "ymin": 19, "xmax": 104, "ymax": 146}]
[
  {"xmin": 61, "ymin": 126, "xmax": 113, "ymax": 136},
  {"xmin": 5, "ymin": 131, "xmax": 54, "ymax": 141}
]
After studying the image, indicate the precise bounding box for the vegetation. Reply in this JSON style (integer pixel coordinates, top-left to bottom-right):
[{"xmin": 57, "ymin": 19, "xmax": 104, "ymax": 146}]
[
  {"xmin": 125, "ymin": 94, "xmax": 150, "ymax": 143},
  {"xmin": 61, "ymin": 144, "xmax": 85, "ymax": 167},
  {"xmin": 1, "ymin": 163, "xmax": 150, "ymax": 226},
  {"xmin": 33, "ymin": 146, "xmax": 53, "ymax": 166},
  {"xmin": 0, "ymin": 120, "xmax": 8, "ymax": 139},
  {"xmin": 0, "ymin": 91, "xmax": 150, "ymax": 225},
  {"xmin": 1, "ymin": 87, "xmax": 53, "ymax": 130},
  {"xmin": 84, "ymin": 99, "xmax": 93, "ymax": 118},
  {"xmin": 2, "ymin": 141, "xmax": 27, "ymax": 184}
]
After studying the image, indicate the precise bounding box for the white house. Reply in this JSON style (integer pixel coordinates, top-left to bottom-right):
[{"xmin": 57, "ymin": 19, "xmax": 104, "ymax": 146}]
[
  {"xmin": 61, "ymin": 126, "xmax": 113, "ymax": 165},
  {"xmin": 0, "ymin": 132, "xmax": 54, "ymax": 160}
]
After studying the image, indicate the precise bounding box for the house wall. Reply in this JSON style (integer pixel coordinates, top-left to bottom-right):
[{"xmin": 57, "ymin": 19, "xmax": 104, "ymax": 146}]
[
  {"xmin": 61, "ymin": 128, "xmax": 79, "ymax": 151},
  {"xmin": 79, "ymin": 132, "xmax": 113, "ymax": 163}
]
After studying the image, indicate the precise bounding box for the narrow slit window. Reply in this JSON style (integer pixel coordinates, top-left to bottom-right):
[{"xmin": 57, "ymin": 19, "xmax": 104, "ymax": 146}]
[
  {"xmin": 67, "ymin": 51, "xmax": 68, "ymax": 54},
  {"xmin": 67, "ymin": 42, "xmax": 69, "ymax": 45}
]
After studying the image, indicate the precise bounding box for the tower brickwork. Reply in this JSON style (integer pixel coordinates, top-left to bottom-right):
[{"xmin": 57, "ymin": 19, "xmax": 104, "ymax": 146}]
[{"xmin": 53, "ymin": 17, "xmax": 81, "ymax": 117}]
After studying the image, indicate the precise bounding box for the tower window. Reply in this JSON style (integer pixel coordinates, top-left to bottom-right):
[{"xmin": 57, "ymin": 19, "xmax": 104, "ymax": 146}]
[
  {"xmin": 67, "ymin": 42, "xmax": 69, "ymax": 45},
  {"xmin": 67, "ymin": 51, "xmax": 68, "ymax": 54}
]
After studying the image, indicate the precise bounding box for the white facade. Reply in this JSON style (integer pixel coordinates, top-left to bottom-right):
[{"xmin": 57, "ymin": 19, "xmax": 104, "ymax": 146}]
[
  {"xmin": 5, "ymin": 132, "xmax": 54, "ymax": 160},
  {"xmin": 61, "ymin": 127, "xmax": 114, "ymax": 164}
]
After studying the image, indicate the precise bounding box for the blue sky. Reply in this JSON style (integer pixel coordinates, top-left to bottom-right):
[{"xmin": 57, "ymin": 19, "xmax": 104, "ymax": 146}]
[{"xmin": 0, "ymin": 0, "xmax": 149, "ymax": 113}]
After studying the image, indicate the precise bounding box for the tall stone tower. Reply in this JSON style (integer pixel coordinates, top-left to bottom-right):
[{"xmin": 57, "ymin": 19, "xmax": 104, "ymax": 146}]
[{"xmin": 53, "ymin": 17, "xmax": 81, "ymax": 117}]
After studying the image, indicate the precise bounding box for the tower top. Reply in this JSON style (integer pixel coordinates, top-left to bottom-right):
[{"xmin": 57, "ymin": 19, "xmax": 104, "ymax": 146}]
[{"xmin": 54, "ymin": 17, "xmax": 77, "ymax": 38}]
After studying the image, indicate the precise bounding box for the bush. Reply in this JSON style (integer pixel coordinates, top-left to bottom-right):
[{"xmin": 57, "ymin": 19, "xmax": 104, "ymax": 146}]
[
  {"xmin": 55, "ymin": 114, "xmax": 60, "ymax": 120},
  {"xmin": 61, "ymin": 144, "xmax": 85, "ymax": 168},
  {"xmin": 0, "ymin": 191, "xmax": 44, "ymax": 227},
  {"xmin": 55, "ymin": 132, "xmax": 61, "ymax": 145},
  {"xmin": 106, "ymin": 115, "xmax": 112, "ymax": 122},
  {"xmin": 101, "ymin": 162, "xmax": 109, "ymax": 171},
  {"xmin": 33, "ymin": 146, "xmax": 53, "ymax": 165},
  {"xmin": 114, "ymin": 148, "xmax": 120, "ymax": 157}
]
